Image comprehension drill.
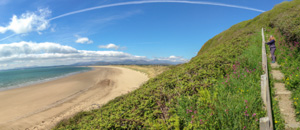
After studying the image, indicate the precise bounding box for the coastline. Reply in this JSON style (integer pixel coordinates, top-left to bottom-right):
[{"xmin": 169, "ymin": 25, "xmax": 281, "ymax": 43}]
[
  {"xmin": 0, "ymin": 66, "xmax": 148, "ymax": 130},
  {"xmin": 0, "ymin": 67, "xmax": 92, "ymax": 92}
]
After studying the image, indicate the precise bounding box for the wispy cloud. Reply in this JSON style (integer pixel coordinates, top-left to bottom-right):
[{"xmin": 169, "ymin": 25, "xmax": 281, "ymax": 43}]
[
  {"xmin": 75, "ymin": 35, "xmax": 93, "ymax": 44},
  {"xmin": 49, "ymin": 0, "xmax": 265, "ymax": 21},
  {"xmin": 0, "ymin": 8, "xmax": 51, "ymax": 34},
  {"xmin": 89, "ymin": 10, "xmax": 142, "ymax": 24}
]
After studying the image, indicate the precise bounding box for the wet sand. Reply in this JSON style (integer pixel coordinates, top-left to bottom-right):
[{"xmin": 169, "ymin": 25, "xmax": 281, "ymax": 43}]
[{"xmin": 0, "ymin": 66, "xmax": 148, "ymax": 130}]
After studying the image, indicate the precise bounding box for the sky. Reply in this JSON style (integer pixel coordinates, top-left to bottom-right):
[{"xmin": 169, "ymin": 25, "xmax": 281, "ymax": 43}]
[{"xmin": 0, "ymin": 0, "xmax": 290, "ymax": 70}]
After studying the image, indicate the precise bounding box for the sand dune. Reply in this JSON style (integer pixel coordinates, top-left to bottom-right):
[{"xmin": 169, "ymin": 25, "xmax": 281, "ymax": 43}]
[{"xmin": 0, "ymin": 66, "xmax": 148, "ymax": 130}]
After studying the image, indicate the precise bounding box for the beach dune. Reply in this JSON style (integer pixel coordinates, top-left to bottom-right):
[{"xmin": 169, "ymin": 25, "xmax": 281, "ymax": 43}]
[{"xmin": 0, "ymin": 66, "xmax": 148, "ymax": 130}]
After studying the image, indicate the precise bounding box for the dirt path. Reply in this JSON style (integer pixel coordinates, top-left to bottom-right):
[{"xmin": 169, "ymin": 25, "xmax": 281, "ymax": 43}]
[{"xmin": 271, "ymin": 61, "xmax": 300, "ymax": 129}]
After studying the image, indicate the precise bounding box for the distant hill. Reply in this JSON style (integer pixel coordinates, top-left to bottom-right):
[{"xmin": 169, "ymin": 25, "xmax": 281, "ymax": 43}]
[{"xmin": 71, "ymin": 59, "xmax": 182, "ymax": 66}]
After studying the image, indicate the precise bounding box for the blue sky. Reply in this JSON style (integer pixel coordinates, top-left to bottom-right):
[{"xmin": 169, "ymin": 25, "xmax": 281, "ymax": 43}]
[{"xmin": 0, "ymin": 0, "xmax": 290, "ymax": 70}]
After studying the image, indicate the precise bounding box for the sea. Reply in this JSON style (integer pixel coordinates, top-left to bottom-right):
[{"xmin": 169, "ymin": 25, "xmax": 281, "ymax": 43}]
[{"xmin": 0, "ymin": 66, "xmax": 92, "ymax": 91}]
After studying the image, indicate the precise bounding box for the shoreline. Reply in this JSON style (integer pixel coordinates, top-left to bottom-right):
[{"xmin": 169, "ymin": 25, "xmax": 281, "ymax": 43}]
[
  {"xmin": 0, "ymin": 66, "xmax": 93, "ymax": 92},
  {"xmin": 0, "ymin": 66, "xmax": 148, "ymax": 130}
]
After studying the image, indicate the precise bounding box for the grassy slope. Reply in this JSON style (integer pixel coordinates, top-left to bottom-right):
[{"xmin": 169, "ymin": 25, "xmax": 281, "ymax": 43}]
[
  {"xmin": 54, "ymin": 1, "xmax": 300, "ymax": 129},
  {"xmin": 262, "ymin": 0, "xmax": 300, "ymax": 121}
]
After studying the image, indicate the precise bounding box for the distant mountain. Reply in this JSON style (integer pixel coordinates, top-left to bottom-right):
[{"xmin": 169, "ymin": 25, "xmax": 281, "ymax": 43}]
[{"xmin": 71, "ymin": 59, "xmax": 182, "ymax": 66}]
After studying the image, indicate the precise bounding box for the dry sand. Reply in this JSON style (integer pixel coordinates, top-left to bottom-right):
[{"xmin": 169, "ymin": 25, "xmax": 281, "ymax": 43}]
[{"xmin": 0, "ymin": 66, "xmax": 148, "ymax": 130}]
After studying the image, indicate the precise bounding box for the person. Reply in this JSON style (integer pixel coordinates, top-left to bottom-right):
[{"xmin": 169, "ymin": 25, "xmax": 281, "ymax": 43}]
[{"xmin": 266, "ymin": 35, "xmax": 276, "ymax": 63}]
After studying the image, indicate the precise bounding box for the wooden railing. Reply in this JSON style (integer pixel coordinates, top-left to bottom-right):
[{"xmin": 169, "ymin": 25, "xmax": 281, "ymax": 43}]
[{"xmin": 260, "ymin": 28, "xmax": 274, "ymax": 130}]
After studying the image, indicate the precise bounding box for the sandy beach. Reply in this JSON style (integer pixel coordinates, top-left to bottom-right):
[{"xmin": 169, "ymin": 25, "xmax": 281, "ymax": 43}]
[{"xmin": 0, "ymin": 66, "xmax": 148, "ymax": 130}]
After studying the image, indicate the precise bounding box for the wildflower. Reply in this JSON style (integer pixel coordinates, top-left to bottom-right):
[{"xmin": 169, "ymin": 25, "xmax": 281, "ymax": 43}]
[
  {"xmin": 245, "ymin": 114, "xmax": 249, "ymax": 116},
  {"xmin": 245, "ymin": 100, "xmax": 248, "ymax": 103},
  {"xmin": 189, "ymin": 110, "xmax": 193, "ymax": 113},
  {"xmin": 252, "ymin": 113, "xmax": 256, "ymax": 117},
  {"xmin": 200, "ymin": 119, "xmax": 204, "ymax": 124},
  {"xmin": 243, "ymin": 126, "xmax": 246, "ymax": 129},
  {"xmin": 246, "ymin": 106, "xmax": 248, "ymax": 109},
  {"xmin": 194, "ymin": 111, "xmax": 197, "ymax": 114},
  {"xmin": 275, "ymin": 121, "xmax": 278, "ymax": 124},
  {"xmin": 191, "ymin": 121, "xmax": 193, "ymax": 124},
  {"xmin": 256, "ymin": 119, "xmax": 258, "ymax": 122},
  {"xmin": 192, "ymin": 115, "xmax": 194, "ymax": 118}
]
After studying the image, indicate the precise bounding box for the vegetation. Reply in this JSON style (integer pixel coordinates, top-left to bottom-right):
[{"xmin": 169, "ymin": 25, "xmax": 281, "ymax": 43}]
[
  {"xmin": 262, "ymin": 0, "xmax": 300, "ymax": 121},
  {"xmin": 53, "ymin": 0, "xmax": 300, "ymax": 129},
  {"xmin": 113, "ymin": 65, "xmax": 170, "ymax": 78}
]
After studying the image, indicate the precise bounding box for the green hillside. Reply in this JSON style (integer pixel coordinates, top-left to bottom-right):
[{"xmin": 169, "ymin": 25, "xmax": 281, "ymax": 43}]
[{"xmin": 54, "ymin": 0, "xmax": 300, "ymax": 129}]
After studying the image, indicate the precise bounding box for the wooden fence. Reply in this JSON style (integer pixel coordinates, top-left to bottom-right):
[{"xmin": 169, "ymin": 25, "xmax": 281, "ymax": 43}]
[{"xmin": 260, "ymin": 28, "xmax": 274, "ymax": 130}]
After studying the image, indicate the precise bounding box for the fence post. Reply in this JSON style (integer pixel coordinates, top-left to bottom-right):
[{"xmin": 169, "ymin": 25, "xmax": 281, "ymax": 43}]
[{"xmin": 260, "ymin": 117, "xmax": 270, "ymax": 130}]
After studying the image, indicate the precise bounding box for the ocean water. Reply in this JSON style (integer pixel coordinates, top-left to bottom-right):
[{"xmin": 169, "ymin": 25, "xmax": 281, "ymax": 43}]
[{"xmin": 0, "ymin": 66, "xmax": 92, "ymax": 91}]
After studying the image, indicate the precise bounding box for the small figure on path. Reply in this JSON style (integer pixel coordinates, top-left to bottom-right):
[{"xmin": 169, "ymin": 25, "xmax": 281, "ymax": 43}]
[{"xmin": 266, "ymin": 35, "xmax": 276, "ymax": 63}]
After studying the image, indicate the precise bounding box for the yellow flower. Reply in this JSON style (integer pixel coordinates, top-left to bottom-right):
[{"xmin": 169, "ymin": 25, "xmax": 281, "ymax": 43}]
[
  {"xmin": 294, "ymin": 98, "xmax": 296, "ymax": 100},
  {"xmin": 275, "ymin": 121, "xmax": 278, "ymax": 124},
  {"xmin": 287, "ymin": 82, "xmax": 290, "ymax": 85},
  {"xmin": 287, "ymin": 77, "xmax": 289, "ymax": 80},
  {"xmin": 297, "ymin": 75, "xmax": 298, "ymax": 77},
  {"xmin": 275, "ymin": 98, "xmax": 277, "ymax": 101}
]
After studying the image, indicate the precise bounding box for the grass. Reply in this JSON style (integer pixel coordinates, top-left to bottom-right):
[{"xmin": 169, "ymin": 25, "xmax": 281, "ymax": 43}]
[
  {"xmin": 54, "ymin": 29, "xmax": 270, "ymax": 130},
  {"xmin": 52, "ymin": 0, "xmax": 300, "ymax": 129},
  {"xmin": 262, "ymin": 0, "xmax": 300, "ymax": 121},
  {"xmin": 113, "ymin": 65, "xmax": 170, "ymax": 78}
]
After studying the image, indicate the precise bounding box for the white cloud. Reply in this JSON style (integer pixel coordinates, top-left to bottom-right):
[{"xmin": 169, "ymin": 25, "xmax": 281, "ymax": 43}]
[
  {"xmin": 0, "ymin": 8, "xmax": 51, "ymax": 34},
  {"xmin": 75, "ymin": 37, "xmax": 93, "ymax": 44},
  {"xmin": 98, "ymin": 43, "xmax": 120, "ymax": 50},
  {"xmin": 0, "ymin": 42, "xmax": 188, "ymax": 70}
]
